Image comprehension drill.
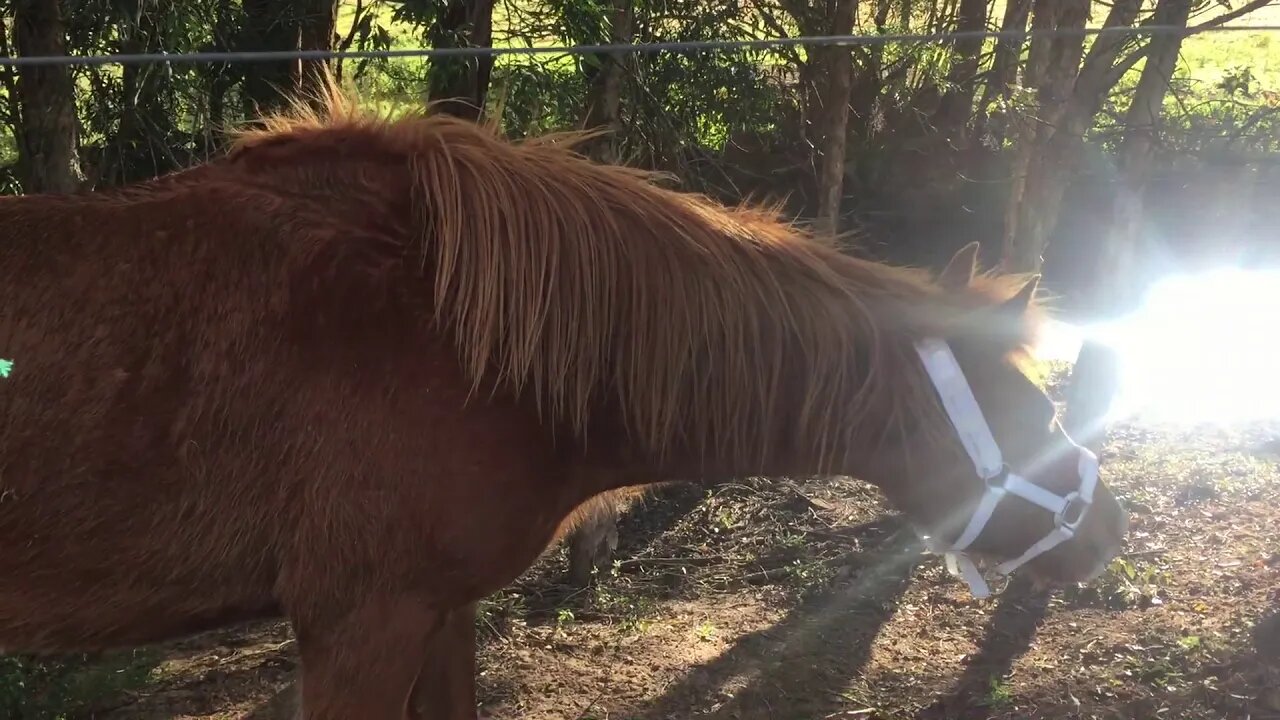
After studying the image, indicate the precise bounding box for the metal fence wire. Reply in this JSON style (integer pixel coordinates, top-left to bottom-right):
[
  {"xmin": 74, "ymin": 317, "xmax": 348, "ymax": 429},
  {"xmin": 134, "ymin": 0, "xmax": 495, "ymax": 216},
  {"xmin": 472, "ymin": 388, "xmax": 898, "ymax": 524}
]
[{"xmin": 0, "ymin": 24, "xmax": 1277, "ymax": 67}]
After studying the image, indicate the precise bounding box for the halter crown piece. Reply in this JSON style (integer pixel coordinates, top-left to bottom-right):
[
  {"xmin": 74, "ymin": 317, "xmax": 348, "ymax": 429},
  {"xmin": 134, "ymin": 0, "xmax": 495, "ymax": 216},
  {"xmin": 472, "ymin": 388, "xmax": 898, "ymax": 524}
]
[{"xmin": 913, "ymin": 338, "xmax": 1099, "ymax": 599}]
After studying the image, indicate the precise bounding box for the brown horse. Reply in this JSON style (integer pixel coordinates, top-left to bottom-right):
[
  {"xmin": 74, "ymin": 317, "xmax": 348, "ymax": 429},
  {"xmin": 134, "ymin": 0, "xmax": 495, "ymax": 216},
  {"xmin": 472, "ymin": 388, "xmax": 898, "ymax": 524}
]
[{"xmin": 0, "ymin": 85, "xmax": 1126, "ymax": 719}]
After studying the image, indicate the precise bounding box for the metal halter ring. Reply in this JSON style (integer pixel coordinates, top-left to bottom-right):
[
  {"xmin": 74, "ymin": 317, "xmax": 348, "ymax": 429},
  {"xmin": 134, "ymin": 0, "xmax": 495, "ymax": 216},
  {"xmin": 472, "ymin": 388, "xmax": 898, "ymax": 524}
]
[
  {"xmin": 1055, "ymin": 491, "xmax": 1089, "ymax": 531},
  {"xmin": 983, "ymin": 464, "xmax": 1012, "ymax": 489}
]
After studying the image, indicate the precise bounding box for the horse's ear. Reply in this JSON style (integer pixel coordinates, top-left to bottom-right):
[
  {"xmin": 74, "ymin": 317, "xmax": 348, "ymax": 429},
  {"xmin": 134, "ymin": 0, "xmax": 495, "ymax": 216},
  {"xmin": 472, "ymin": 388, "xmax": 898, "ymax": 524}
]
[
  {"xmin": 938, "ymin": 242, "xmax": 980, "ymax": 289},
  {"xmin": 1002, "ymin": 275, "xmax": 1040, "ymax": 316}
]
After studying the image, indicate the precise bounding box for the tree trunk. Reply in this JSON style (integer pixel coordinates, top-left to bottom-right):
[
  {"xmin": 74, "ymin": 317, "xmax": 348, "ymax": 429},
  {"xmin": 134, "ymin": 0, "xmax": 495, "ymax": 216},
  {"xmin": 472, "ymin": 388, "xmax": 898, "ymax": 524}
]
[
  {"xmin": 813, "ymin": 0, "xmax": 859, "ymax": 235},
  {"xmin": 1063, "ymin": 0, "xmax": 1192, "ymax": 450},
  {"xmin": 933, "ymin": 0, "xmax": 989, "ymax": 140},
  {"xmin": 978, "ymin": 0, "xmax": 1032, "ymax": 125},
  {"xmin": 1000, "ymin": 0, "xmax": 1089, "ymax": 272},
  {"xmin": 426, "ymin": 0, "xmax": 497, "ymax": 121},
  {"xmin": 298, "ymin": 0, "xmax": 339, "ymax": 95},
  {"xmin": 13, "ymin": 0, "xmax": 83, "ymax": 194},
  {"xmin": 241, "ymin": 0, "xmax": 302, "ymax": 114},
  {"xmin": 1059, "ymin": 0, "xmax": 1142, "ymax": 138},
  {"xmin": 578, "ymin": 0, "xmax": 632, "ymax": 144},
  {"xmin": 1114, "ymin": 0, "xmax": 1191, "ymax": 188},
  {"xmin": 565, "ymin": 0, "xmax": 634, "ymax": 588},
  {"xmin": 999, "ymin": 0, "xmax": 1141, "ymax": 269}
]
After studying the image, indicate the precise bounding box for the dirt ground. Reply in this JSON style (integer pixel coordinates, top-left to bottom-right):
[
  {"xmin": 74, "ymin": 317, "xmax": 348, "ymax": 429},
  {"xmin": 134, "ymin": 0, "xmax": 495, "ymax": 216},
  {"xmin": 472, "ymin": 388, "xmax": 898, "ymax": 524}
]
[{"xmin": 98, "ymin": 389, "xmax": 1280, "ymax": 719}]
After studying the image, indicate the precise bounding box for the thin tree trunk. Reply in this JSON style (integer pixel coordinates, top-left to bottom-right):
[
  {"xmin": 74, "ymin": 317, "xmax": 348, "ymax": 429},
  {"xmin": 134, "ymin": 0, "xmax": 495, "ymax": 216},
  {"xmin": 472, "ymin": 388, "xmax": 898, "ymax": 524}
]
[
  {"xmin": 1000, "ymin": 0, "xmax": 1090, "ymax": 272},
  {"xmin": 932, "ymin": 0, "xmax": 989, "ymax": 140},
  {"xmin": 299, "ymin": 0, "xmax": 339, "ymax": 95},
  {"xmin": 814, "ymin": 0, "xmax": 859, "ymax": 235},
  {"xmin": 579, "ymin": 0, "xmax": 632, "ymax": 144},
  {"xmin": 1114, "ymin": 0, "xmax": 1191, "ymax": 190},
  {"xmin": 426, "ymin": 0, "xmax": 497, "ymax": 121},
  {"xmin": 978, "ymin": 0, "xmax": 1032, "ymax": 123},
  {"xmin": 13, "ymin": 0, "xmax": 83, "ymax": 194},
  {"xmin": 566, "ymin": 0, "xmax": 634, "ymax": 588},
  {"xmin": 241, "ymin": 0, "xmax": 302, "ymax": 114},
  {"xmin": 1063, "ymin": 0, "xmax": 1192, "ymax": 450},
  {"xmin": 999, "ymin": 0, "xmax": 1140, "ymax": 268},
  {"xmin": 1059, "ymin": 0, "xmax": 1142, "ymax": 138}
]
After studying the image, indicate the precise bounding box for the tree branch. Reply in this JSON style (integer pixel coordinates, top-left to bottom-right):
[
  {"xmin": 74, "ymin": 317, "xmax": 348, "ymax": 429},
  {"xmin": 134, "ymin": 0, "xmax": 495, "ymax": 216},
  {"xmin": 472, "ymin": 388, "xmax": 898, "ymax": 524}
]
[
  {"xmin": 1190, "ymin": 0, "xmax": 1275, "ymax": 31},
  {"xmin": 1107, "ymin": 0, "xmax": 1276, "ymax": 89}
]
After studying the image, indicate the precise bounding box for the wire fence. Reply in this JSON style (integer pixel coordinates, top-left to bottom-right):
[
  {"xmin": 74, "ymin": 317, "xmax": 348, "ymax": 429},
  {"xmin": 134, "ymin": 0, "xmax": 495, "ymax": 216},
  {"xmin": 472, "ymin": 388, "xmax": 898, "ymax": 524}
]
[{"xmin": 1, "ymin": 24, "xmax": 1278, "ymax": 67}]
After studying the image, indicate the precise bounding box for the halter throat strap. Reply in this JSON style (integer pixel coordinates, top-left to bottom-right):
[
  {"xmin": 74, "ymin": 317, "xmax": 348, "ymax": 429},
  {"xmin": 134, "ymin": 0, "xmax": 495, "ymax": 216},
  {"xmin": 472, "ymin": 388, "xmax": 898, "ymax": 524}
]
[{"xmin": 914, "ymin": 338, "xmax": 1099, "ymax": 599}]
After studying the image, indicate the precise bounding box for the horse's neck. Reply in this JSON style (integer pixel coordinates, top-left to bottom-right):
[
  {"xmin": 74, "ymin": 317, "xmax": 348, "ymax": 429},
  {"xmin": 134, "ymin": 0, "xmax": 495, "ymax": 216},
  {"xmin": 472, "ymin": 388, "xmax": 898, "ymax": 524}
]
[{"xmin": 582, "ymin": 380, "xmax": 908, "ymax": 488}]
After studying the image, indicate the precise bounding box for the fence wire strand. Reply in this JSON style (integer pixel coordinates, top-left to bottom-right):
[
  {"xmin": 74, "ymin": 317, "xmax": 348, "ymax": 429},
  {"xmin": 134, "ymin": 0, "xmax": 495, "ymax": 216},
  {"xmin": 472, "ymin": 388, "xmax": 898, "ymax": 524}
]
[{"xmin": 0, "ymin": 24, "xmax": 1278, "ymax": 67}]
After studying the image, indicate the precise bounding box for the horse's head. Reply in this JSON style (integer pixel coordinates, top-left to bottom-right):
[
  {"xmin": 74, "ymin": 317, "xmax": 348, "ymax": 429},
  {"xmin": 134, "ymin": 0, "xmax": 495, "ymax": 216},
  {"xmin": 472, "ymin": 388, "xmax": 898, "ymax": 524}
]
[{"xmin": 867, "ymin": 243, "xmax": 1127, "ymax": 597}]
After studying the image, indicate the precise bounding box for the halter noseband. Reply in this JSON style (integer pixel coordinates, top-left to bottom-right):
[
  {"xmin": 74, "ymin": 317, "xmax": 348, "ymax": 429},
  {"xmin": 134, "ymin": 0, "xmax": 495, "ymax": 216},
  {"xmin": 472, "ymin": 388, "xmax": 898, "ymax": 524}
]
[{"xmin": 914, "ymin": 338, "xmax": 1099, "ymax": 599}]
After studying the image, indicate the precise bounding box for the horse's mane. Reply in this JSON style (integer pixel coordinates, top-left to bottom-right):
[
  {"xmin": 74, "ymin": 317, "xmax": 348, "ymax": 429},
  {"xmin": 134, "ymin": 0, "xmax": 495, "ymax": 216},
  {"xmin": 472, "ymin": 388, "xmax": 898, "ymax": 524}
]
[{"xmin": 228, "ymin": 80, "xmax": 1047, "ymax": 471}]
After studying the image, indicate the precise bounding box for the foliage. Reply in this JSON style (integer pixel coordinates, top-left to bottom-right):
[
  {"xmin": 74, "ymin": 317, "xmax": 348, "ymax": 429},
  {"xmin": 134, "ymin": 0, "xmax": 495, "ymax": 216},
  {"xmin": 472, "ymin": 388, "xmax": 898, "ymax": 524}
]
[
  {"xmin": 1062, "ymin": 555, "xmax": 1171, "ymax": 610},
  {"xmin": 0, "ymin": 651, "xmax": 157, "ymax": 719},
  {"xmin": 0, "ymin": 2, "xmax": 1272, "ymax": 210}
]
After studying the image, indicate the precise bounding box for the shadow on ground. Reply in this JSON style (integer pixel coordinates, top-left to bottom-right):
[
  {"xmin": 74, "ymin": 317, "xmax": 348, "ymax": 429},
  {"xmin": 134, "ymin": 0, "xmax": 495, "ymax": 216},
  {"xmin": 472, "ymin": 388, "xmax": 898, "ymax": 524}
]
[
  {"xmin": 914, "ymin": 577, "xmax": 1051, "ymax": 719},
  {"xmin": 620, "ymin": 528, "xmax": 925, "ymax": 720}
]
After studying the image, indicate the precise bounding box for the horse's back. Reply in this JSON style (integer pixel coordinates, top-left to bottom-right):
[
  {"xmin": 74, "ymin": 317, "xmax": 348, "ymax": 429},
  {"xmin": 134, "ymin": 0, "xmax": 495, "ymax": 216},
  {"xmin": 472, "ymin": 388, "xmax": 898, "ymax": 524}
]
[{"xmin": 0, "ymin": 177, "xmax": 312, "ymax": 650}]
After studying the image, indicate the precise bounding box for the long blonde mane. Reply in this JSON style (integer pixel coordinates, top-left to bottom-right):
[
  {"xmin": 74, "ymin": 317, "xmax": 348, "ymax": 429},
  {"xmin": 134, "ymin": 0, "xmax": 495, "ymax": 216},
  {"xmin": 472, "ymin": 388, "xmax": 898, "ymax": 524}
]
[{"xmin": 231, "ymin": 82, "xmax": 1045, "ymax": 472}]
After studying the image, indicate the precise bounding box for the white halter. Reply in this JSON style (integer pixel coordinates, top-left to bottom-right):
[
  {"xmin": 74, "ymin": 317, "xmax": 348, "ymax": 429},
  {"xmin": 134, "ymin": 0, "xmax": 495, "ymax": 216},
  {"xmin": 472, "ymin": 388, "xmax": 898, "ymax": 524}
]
[{"xmin": 914, "ymin": 338, "xmax": 1099, "ymax": 599}]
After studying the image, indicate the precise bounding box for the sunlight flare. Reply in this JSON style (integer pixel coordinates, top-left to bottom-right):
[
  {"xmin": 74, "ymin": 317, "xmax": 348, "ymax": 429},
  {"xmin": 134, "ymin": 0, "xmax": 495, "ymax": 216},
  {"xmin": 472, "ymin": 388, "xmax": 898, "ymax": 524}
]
[{"xmin": 1075, "ymin": 267, "xmax": 1280, "ymax": 425}]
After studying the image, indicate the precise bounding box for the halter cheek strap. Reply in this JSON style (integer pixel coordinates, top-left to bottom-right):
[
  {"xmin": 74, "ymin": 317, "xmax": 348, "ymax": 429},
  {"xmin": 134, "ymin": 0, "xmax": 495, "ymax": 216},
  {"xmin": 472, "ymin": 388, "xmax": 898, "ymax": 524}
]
[{"xmin": 914, "ymin": 338, "xmax": 1099, "ymax": 599}]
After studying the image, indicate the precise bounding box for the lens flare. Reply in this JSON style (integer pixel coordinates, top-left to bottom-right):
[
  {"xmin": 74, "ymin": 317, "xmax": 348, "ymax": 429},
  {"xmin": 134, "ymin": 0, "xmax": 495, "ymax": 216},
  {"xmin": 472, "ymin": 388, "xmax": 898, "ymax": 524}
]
[{"xmin": 1083, "ymin": 267, "xmax": 1280, "ymax": 424}]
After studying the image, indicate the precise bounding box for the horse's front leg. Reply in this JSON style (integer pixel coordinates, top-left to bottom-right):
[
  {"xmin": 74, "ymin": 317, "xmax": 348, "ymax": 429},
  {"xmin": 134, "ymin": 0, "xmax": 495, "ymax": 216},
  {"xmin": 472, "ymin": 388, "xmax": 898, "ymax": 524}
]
[
  {"xmin": 293, "ymin": 593, "xmax": 443, "ymax": 720},
  {"xmin": 409, "ymin": 602, "xmax": 484, "ymax": 720}
]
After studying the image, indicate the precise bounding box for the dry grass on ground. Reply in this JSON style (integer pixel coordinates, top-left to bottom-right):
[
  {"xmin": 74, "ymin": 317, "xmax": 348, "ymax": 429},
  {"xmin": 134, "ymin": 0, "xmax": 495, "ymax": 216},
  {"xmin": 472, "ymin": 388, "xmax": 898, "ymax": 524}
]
[{"xmin": 102, "ymin": 378, "xmax": 1280, "ymax": 720}]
